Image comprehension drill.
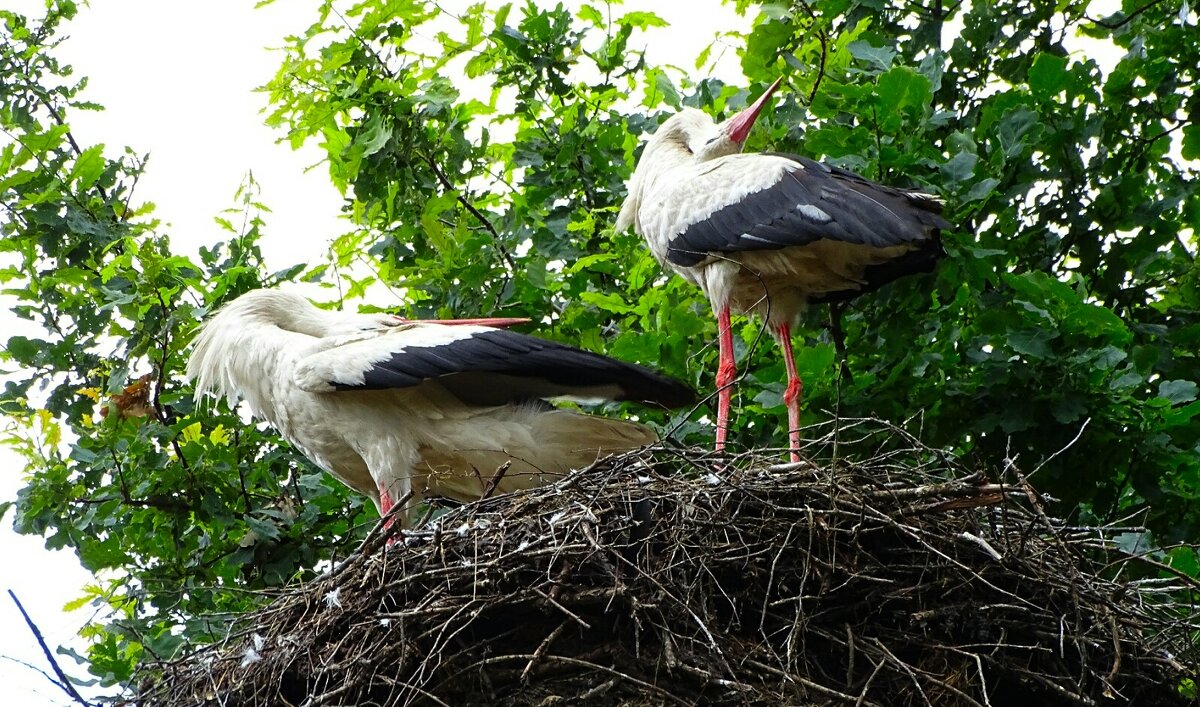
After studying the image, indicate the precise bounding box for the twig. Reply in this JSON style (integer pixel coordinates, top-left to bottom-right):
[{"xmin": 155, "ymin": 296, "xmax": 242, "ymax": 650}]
[
  {"xmin": 419, "ymin": 152, "xmax": 517, "ymax": 283},
  {"xmin": 530, "ymin": 587, "xmax": 592, "ymax": 630},
  {"xmin": 6, "ymin": 590, "xmax": 93, "ymax": 707},
  {"xmin": 481, "ymin": 461, "xmax": 512, "ymax": 500},
  {"xmin": 793, "ymin": 1, "xmax": 829, "ymax": 104},
  {"xmin": 520, "ymin": 620, "xmax": 568, "ymax": 682}
]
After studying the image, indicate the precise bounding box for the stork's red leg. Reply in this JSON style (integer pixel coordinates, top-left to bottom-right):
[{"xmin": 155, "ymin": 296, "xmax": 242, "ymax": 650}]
[
  {"xmin": 378, "ymin": 485, "xmax": 394, "ymax": 519},
  {"xmin": 776, "ymin": 323, "xmax": 803, "ymax": 462},
  {"xmin": 377, "ymin": 483, "xmax": 400, "ymax": 548},
  {"xmin": 714, "ymin": 306, "xmax": 736, "ymax": 454}
]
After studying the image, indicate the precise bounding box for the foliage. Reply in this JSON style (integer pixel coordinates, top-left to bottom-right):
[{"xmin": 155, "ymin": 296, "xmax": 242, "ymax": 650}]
[{"xmin": 1, "ymin": 0, "xmax": 1197, "ymax": 692}]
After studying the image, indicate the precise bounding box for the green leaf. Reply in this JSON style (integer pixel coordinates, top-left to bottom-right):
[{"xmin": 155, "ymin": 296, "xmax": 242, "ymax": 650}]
[
  {"xmin": 941, "ymin": 151, "xmax": 977, "ymax": 185},
  {"xmin": 1050, "ymin": 395, "xmax": 1087, "ymax": 423},
  {"xmin": 355, "ymin": 116, "xmax": 392, "ymax": 158},
  {"xmin": 577, "ymin": 4, "xmax": 602, "ymax": 25},
  {"xmin": 1006, "ymin": 327, "xmax": 1056, "ymax": 358},
  {"xmin": 1158, "ymin": 379, "xmax": 1198, "ymax": 405},
  {"xmin": 62, "ymin": 588, "xmax": 99, "ymax": 613},
  {"xmin": 1088, "ymin": 345, "xmax": 1127, "ymax": 371},
  {"xmin": 848, "ymin": 40, "xmax": 895, "ymax": 71},
  {"xmin": 743, "ymin": 20, "xmax": 791, "ymax": 79},
  {"xmin": 580, "ymin": 291, "xmax": 635, "ymax": 314},
  {"xmin": 651, "ymin": 70, "xmax": 680, "ymax": 108},
  {"xmin": 1182, "ymin": 124, "xmax": 1200, "ymax": 161},
  {"xmin": 1165, "ymin": 401, "xmax": 1200, "ymax": 427},
  {"xmin": 70, "ymin": 444, "xmax": 98, "ymax": 463},
  {"xmin": 1167, "ymin": 546, "xmax": 1199, "ymax": 577},
  {"xmin": 994, "ymin": 106, "xmax": 1040, "ymax": 158},
  {"xmin": 875, "ymin": 67, "xmax": 933, "ymax": 133},
  {"xmin": 244, "ymin": 515, "xmax": 281, "ymax": 542},
  {"xmin": 1027, "ymin": 53, "xmax": 1067, "ymax": 99},
  {"xmin": 1063, "ymin": 303, "xmax": 1131, "ymax": 344},
  {"xmin": 1005, "ymin": 271, "xmax": 1076, "ymax": 305},
  {"xmin": 964, "ymin": 177, "xmax": 1000, "ymax": 202},
  {"xmin": 4, "ymin": 335, "xmax": 43, "ymax": 364},
  {"xmin": 795, "ymin": 343, "xmax": 836, "ymax": 381},
  {"xmin": 69, "ymin": 144, "xmax": 106, "ymax": 189},
  {"xmin": 616, "ymin": 11, "xmax": 667, "ymax": 29}
]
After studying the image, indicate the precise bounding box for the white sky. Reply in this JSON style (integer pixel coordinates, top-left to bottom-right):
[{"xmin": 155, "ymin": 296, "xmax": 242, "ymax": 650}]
[{"xmin": 0, "ymin": 1, "xmax": 746, "ymax": 703}]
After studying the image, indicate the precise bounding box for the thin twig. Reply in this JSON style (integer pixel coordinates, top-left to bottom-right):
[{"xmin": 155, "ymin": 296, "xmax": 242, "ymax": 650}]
[{"xmin": 6, "ymin": 590, "xmax": 93, "ymax": 707}]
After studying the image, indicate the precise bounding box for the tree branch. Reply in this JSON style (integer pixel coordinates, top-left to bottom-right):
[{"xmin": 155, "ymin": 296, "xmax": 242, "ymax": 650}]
[
  {"xmin": 828, "ymin": 301, "xmax": 854, "ymax": 385},
  {"xmin": 6, "ymin": 590, "xmax": 95, "ymax": 707},
  {"xmin": 421, "ymin": 152, "xmax": 517, "ymax": 310},
  {"xmin": 1085, "ymin": 0, "xmax": 1166, "ymax": 29}
]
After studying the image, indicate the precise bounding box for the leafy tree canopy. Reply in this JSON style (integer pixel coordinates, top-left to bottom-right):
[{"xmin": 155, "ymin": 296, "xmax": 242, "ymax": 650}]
[{"xmin": 1, "ymin": 0, "xmax": 1196, "ymax": 690}]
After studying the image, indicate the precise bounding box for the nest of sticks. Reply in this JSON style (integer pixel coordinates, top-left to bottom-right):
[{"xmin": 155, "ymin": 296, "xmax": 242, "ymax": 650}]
[{"xmin": 136, "ymin": 419, "xmax": 1199, "ymax": 706}]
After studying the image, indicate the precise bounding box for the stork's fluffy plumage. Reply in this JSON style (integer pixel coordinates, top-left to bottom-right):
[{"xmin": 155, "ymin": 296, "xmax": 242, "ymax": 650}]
[
  {"xmin": 617, "ymin": 79, "xmax": 947, "ymax": 459},
  {"xmin": 188, "ymin": 289, "xmax": 694, "ymax": 525}
]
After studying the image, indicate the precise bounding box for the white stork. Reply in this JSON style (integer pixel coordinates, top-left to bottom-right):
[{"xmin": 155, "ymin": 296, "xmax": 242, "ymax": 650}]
[
  {"xmin": 616, "ymin": 78, "xmax": 947, "ymax": 460},
  {"xmin": 187, "ymin": 289, "xmax": 694, "ymax": 528}
]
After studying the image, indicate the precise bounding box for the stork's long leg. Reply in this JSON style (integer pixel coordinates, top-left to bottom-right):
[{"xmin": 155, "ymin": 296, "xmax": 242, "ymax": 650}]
[
  {"xmin": 714, "ymin": 306, "xmax": 736, "ymax": 453},
  {"xmin": 776, "ymin": 323, "xmax": 803, "ymax": 462},
  {"xmin": 377, "ymin": 484, "xmax": 402, "ymax": 547},
  {"xmin": 378, "ymin": 485, "xmax": 394, "ymax": 519}
]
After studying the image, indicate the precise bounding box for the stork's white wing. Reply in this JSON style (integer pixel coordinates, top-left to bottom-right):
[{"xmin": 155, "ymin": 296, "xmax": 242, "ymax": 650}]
[{"xmin": 292, "ymin": 324, "xmax": 696, "ymax": 408}]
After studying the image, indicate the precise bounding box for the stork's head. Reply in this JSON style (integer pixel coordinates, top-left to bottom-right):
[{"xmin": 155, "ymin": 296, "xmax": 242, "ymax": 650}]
[
  {"xmin": 651, "ymin": 77, "xmax": 783, "ymax": 163},
  {"xmin": 616, "ymin": 78, "xmax": 781, "ymax": 231},
  {"xmin": 187, "ymin": 289, "xmax": 338, "ymax": 408}
]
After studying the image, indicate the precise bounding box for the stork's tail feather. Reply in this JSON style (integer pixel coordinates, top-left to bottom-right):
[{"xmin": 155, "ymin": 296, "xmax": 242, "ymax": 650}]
[
  {"xmin": 534, "ymin": 409, "xmax": 658, "ymax": 454},
  {"xmin": 419, "ymin": 410, "xmax": 656, "ymax": 503}
]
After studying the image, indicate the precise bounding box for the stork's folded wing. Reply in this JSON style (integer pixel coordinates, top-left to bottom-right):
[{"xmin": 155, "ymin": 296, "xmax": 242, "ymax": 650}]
[
  {"xmin": 662, "ymin": 153, "xmax": 949, "ymax": 268},
  {"xmin": 292, "ymin": 324, "xmax": 696, "ymax": 409}
]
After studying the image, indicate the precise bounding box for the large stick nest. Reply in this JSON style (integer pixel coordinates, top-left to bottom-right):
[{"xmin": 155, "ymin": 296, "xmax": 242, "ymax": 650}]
[{"xmin": 137, "ymin": 419, "xmax": 1199, "ymax": 706}]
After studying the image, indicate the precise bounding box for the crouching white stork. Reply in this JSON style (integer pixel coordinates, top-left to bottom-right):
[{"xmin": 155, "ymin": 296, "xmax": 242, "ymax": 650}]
[
  {"xmin": 188, "ymin": 289, "xmax": 694, "ymax": 529},
  {"xmin": 616, "ymin": 78, "xmax": 948, "ymax": 460}
]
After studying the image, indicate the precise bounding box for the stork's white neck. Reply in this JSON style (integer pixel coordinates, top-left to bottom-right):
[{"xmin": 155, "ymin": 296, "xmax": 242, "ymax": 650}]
[
  {"xmin": 186, "ymin": 290, "xmax": 326, "ymax": 421},
  {"xmin": 222, "ymin": 289, "xmax": 339, "ymax": 337},
  {"xmin": 617, "ymin": 108, "xmax": 741, "ymax": 232}
]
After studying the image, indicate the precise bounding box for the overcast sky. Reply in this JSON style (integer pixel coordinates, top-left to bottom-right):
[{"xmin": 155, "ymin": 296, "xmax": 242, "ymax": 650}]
[{"xmin": 0, "ymin": 2, "xmax": 746, "ymax": 703}]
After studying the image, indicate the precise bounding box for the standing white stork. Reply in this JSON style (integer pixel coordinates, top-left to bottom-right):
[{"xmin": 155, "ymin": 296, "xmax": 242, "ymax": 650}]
[
  {"xmin": 616, "ymin": 78, "xmax": 948, "ymax": 460},
  {"xmin": 188, "ymin": 289, "xmax": 694, "ymax": 528}
]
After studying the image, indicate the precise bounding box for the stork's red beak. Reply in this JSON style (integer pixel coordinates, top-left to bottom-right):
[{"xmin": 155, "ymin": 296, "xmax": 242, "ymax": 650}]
[
  {"xmin": 400, "ymin": 316, "xmax": 531, "ymax": 328},
  {"xmin": 724, "ymin": 77, "xmax": 783, "ymax": 145}
]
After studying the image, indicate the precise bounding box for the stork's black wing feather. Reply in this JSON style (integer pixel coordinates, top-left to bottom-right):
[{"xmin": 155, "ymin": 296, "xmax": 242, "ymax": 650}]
[
  {"xmin": 805, "ymin": 245, "xmax": 946, "ymax": 304},
  {"xmin": 333, "ymin": 328, "xmax": 696, "ymax": 409},
  {"xmin": 667, "ymin": 154, "xmax": 951, "ymax": 268}
]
